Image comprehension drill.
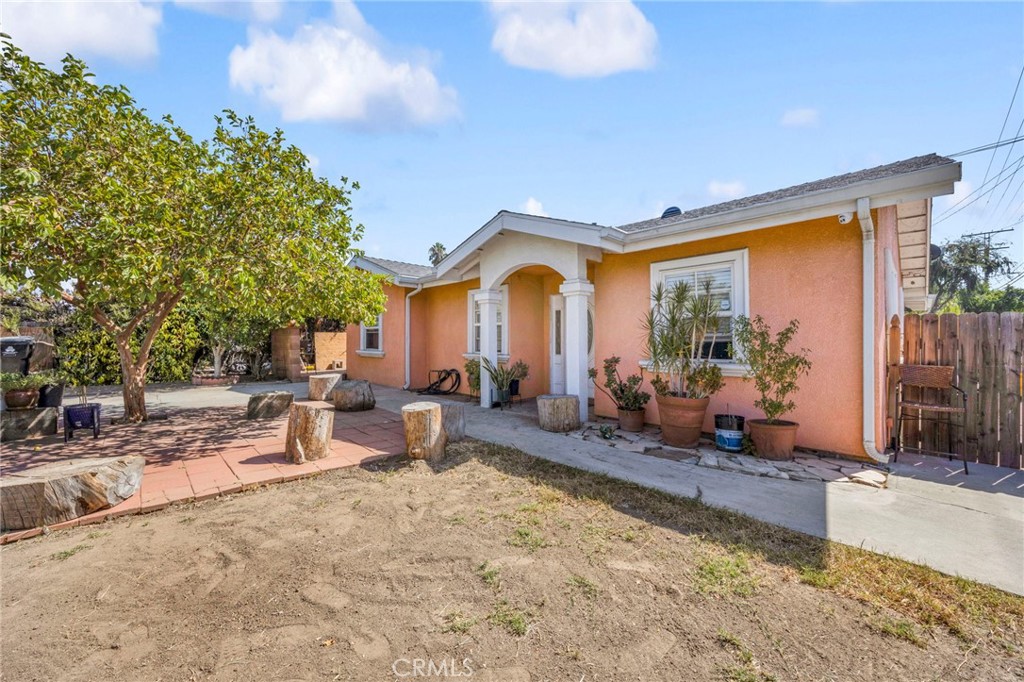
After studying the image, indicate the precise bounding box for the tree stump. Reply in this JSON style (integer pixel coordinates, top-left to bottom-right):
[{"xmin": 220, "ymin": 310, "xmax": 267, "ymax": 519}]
[
  {"xmin": 246, "ymin": 391, "xmax": 294, "ymax": 419},
  {"xmin": 440, "ymin": 402, "xmax": 466, "ymax": 442},
  {"xmin": 0, "ymin": 455, "xmax": 144, "ymax": 531},
  {"xmin": 537, "ymin": 394, "xmax": 580, "ymax": 433},
  {"xmin": 285, "ymin": 402, "xmax": 335, "ymax": 464},
  {"xmin": 308, "ymin": 373, "xmax": 342, "ymax": 401},
  {"xmin": 331, "ymin": 380, "xmax": 376, "ymax": 412},
  {"xmin": 402, "ymin": 401, "xmax": 447, "ymax": 460}
]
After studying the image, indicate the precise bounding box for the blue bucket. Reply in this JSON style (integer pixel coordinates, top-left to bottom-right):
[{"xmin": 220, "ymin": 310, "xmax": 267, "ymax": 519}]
[{"xmin": 714, "ymin": 414, "xmax": 745, "ymax": 453}]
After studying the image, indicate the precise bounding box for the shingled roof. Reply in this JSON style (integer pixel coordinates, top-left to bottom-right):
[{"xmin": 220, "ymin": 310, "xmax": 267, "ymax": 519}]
[
  {"xmin": 616, "ymin": 154, "xmax": 957, "ymax": 233},
  {"xmin": 361, "ymin": 256, "xmax": 434, "ymax": 278}
]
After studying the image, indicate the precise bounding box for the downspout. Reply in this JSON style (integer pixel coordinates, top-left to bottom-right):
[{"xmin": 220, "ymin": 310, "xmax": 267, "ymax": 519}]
[
  {"xmin": 857, "ymin": 197, "xmax": 889, "ymax": 464},
  {"xmin": 403, "ymin": 284, "xmax": 424, "ymax": 390}
]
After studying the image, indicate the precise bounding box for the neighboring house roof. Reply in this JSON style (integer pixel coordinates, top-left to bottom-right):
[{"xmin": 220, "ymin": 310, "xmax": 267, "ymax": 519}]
[
  {"xmin": 360, "ymin": 256, "xmax": 434, "ymax": 279},
  {"xmin": 617, "ymin": 154, "xmax": 957, "ymax": 233}
]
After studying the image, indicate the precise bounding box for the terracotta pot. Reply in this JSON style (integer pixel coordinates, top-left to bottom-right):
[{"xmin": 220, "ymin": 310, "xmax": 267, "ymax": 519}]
[
  {"xmin": 656, "ymin": 394, "xmax": 709, "ymax": 448},
  {"xmin": 4, "ymin": 388, "xmax": 39, "ymax": 410},
  {"xmin": 747, "ymin": 419, "xmax": 799, "ymax": 460},
  {"xmin": 617, "ymin": 408, "xmax": 645, "ymax": 432}
]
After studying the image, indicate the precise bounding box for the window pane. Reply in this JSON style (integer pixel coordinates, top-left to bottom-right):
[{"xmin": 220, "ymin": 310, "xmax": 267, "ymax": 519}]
[
  {"xmin": 554, "ymin": 310, "xmax": 562, "ymax": 355},
  {"xmin": 473, "ymin": 326, "xmax": 480, "ymax": 353},
  {"xmin": 365, "ymin": 329, "xmax": 380, "ymax": 351}
]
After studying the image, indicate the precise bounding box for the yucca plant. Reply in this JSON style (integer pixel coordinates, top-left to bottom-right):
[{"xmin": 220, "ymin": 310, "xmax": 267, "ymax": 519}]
[
  {"xmin": 480, "ymin": 356, "xmax": 529, "ymax": 391},
  {"xmin": 642, "ymin": 279, "xmax": 724, "ymax": 399}
]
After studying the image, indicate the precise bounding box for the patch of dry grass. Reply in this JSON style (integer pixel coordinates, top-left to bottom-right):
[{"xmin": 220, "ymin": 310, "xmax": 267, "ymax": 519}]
[{"xmin": 457, "ymin": 440, "xmax": 1024, "ymax": 650}]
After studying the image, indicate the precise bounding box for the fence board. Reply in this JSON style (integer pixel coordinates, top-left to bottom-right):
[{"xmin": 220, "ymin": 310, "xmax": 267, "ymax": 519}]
[
  {"xmin": 958, "ymin": 313, "xmax": 980, "ymax": 461},
  {"xmin": 979, "ymin": 314, "xmax": 1000, "ymax": 464},
  {"xmin": 920, "ymin": 314, "xmax": 940, "ymax": 454},
  {"xmin": 903, "ymin": 314, "xmax": 922, "ymax": 448},
  {"xmin": 1000, "ymin": 313, "xmax": 1023, "ymax": 469},
  {"xmin": 896, "ymin": 312, "xmax": 1022, "ymax": 469}
]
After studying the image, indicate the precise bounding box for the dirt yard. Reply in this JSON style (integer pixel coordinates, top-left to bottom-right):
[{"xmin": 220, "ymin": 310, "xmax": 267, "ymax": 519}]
[{"xmin": 2, "ymin": 441, "xmax": 1021, "ymax": 681}]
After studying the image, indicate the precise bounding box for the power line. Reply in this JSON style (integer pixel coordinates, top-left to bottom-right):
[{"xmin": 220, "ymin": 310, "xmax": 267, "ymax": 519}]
[
  {"xmin": 933, "ymin": 153, "xmax": 1024, "ymax": 223},
  {"xmin": 975, "ymin": 65, "xmax": 1024, "ymax": 200},
  {"xmin": 948, "ymin": 134, "xmax": 1024, "ymax": 158}
]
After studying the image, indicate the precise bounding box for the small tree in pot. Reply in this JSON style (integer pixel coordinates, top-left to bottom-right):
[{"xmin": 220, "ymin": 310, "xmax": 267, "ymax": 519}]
[
  {"xmin": 733, "ymin": 315, "xmax": 812, "ymax": 460},
  {"xmin": 643, "ymin": 280, "xmax": 725, "ymax": 447},
  {"xmin": 589, "ymin": 356, "xmax": 651, "ymax": 432},
  {"xmin": 1, "ymin": 372, "xmax": 47, "ymax": 410},
  {"xmin": 480, "ymin": 357, "xmax": 529, "ymax": 407}
]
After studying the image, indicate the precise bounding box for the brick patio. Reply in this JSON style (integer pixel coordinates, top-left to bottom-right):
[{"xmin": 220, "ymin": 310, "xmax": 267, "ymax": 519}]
[{"xmin": 0, "ymin": 401, "xmax": 406, "ymax": 543}]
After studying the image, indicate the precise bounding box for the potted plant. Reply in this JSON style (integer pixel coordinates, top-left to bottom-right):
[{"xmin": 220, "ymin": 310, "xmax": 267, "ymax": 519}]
[
  {"xmin": 643, "ymin": 280, "xmax": 725, "ymax": 447},
  {"xmin": 36, "ymin": 369, "xmax": 66, "ymax": 408},
  {"xmin": 1, "ymin": 372, "xmax": 46, "ymax": 410},
  {"xmin": 480, "ymin": 357, "xmax": 529, "ymax": 407},
  {"xmin": 733, "ymin": 315, "xmax": 812, "ymax": 460},
  {"xmin": 589, "ymin": 356, "xmax": 651, "ymax": 432},
  {"xmin": 59, "ymin": 362, "xmax": 102, "ymax": 439},
  {"xmin": 464, "ymin": 358, "xmax": 481, "ymax": 398}
]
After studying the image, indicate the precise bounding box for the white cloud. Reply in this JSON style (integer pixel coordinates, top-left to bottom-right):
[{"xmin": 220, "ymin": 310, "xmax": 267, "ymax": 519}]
[
  {"xmin": 174, "ymin": 1, "xmax": 283, "ymax": 23},
  {"xmin": 489, "ymin": 1, "xmax": 657, "ymax": 78},
  {"xmin": 937, "ymin": 180, "xmax": 976, "ymax": 213},
  {"xmin": 2, "ymin": 0, "xmax": 162, "ymax": 64},
  {"xmin": 521, "ymin": 197, "xmax": 547, "ymax": 216},
  {"xmin": 780, "ymin": 108, "xmax": 820, "ymax": 128},
  {"xmin": 229, "ymin": 1, "xmax": 458, "ymax": 129},
  {"xmin": 707, "ymin": 180, "xmax": 746, "ymax": 201}
]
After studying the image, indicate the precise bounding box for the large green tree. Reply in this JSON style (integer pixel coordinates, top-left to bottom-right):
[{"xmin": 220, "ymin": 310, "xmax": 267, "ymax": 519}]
[
  {"xmin": 1, "ymin": 41, "xmax": 386, "ymax": 420},
  {"xmin": 930, "ymin": 235, "xmax": 1016, "ymax": 312}
]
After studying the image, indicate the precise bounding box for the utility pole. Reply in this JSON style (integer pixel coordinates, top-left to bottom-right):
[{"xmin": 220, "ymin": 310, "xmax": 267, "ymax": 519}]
[{"xmin": 964, "ymin": 228, "xmax": 1013, "ymax": 285}]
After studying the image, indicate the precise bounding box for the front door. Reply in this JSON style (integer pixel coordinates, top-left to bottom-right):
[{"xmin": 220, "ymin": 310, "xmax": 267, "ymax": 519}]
[{"xmin": 550, "ymin": 295, "xmax": 565, "ymax": 394}]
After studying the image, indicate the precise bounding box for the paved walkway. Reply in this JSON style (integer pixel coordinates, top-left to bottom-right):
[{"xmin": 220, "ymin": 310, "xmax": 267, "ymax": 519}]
[
  {"xmin": 372, "ymin": 387, "xmax": 1024, "ymax": 596},
  {"xmin": 4, "ymin": 382, "xmax": 1022, "ymax": 595},
  {"xmin": 1, "ymin": 390, "xmax": 405, "ymax": 543}
]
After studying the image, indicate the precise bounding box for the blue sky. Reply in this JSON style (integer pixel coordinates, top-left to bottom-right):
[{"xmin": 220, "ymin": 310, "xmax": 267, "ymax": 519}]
[{"xmin": 5, "ymin": 1, "xmax": 1023, "ymax": 276}]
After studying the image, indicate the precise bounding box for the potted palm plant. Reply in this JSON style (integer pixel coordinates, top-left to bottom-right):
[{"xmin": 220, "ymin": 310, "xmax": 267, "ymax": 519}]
[
  {"xmin": 589, "ymin": 356, "xmax": 651, "ymax": 432},
  {"xmin": 480, "ymin": 357, "xmax": 529, "ymax": 407},
  {"xmin": 643, "ymin": 280, "xmax": 724, "ymax": 447},
  {"xmin": 733, "ymin": 315, "xmax": 812, "ymax": 460}
]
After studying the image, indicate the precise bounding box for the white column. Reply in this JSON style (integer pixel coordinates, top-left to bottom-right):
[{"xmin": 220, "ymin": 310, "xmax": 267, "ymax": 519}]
[
  {"xmin": 475, "ymin": 289, "xmax": 502, "ymax": 409},
  {"xmin": 559, "ymin": 279, "xmax": 594, "ymax": 423}
]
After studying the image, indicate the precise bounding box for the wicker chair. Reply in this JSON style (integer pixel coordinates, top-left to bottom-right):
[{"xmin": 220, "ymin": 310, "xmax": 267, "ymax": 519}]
[{"xmin": 894, "ymin": 364, "xmax": 968, "ymax": 474}]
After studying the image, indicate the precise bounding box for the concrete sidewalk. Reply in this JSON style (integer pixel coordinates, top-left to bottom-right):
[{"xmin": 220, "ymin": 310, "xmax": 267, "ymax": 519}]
[{"xmin": 372, "ymin": 386, "xmax": 1024, "ymax": 596}]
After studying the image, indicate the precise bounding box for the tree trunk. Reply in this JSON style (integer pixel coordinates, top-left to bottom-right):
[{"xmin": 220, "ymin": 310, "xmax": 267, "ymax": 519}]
[
  {"xmin": 402, "ymin": 401, "xmax": 447, "ymax": 460},
  {"xmin": 285, "ymin": 403, "xmax": 334, "ymax": 463},
  {"xmin": 121, "ymin": 363, "xmax": 148, "ymax": 422},
  {"xmin": 441, "ymin": 402, "xmax": 466, "ymax": 442},
  {"xmin": 537, "ymin": 394, "xmax": 580, "ymax": 433},
  {"xmin": 212, "ymin": 344, "xmax": 226, "ymax": 378}
]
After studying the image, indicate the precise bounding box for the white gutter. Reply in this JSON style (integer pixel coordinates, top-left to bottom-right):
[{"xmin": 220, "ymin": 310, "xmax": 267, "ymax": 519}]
[
  {"xmin": 857, "ymin": 197, "xmax": 889, "ymax": 464},
  {"xmin": 403, "ymin": 284, "xmax": 424, "ymax": 389}
]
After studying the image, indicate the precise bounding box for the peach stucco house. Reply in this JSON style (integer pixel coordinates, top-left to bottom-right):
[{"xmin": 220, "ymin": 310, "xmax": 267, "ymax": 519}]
[{"xmin": 347, "ymin": 154, "xmax": 962, "ymax": 461}]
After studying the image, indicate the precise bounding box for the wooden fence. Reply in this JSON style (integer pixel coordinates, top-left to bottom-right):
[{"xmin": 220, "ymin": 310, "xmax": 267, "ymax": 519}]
[{"xmin": 893, "ymin": 313, "xmax": 1023, "ymax": 469}]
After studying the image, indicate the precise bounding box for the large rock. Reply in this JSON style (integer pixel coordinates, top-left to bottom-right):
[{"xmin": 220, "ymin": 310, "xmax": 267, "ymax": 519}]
[
  {"xmin": 1, "ymin": 455, "xmax": 144, "ymax": 531},
  {"xmin": 308, "ymin": 373, "xmax": 342, "ymax": 402},
  {"xmin": 0, "ymin": 407, "xmax": 58, "ymax": 442},
  {"xmin": 246, "ymin": 391, "xmax": 294, "ymax": 419},
  {"xmin": 330, "ymin": 380, "xmax": 375, "ymax": 412}
]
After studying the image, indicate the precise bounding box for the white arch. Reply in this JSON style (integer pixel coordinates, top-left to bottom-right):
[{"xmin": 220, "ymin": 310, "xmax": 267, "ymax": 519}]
[{"xmin": 479, "ymin": 232, "xmax": 585, "ymax": 290}]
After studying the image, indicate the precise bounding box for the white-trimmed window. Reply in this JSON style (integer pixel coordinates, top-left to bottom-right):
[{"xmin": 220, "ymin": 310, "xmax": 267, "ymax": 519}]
[
  {"xmin": 650, "ymin": 249, "xmax": 749, "ymax": 366},
  {"xmin": 467, "ymin": 286, "xmax": 510, "ymax": 357},
  {"xmin": 359, "ymin": 315, "xmax": 383, "ymax": 355}
]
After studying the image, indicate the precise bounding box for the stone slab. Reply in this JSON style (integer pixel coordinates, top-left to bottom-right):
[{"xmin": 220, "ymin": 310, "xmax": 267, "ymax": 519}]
[
  {"xmin": 0, "ymin": 407, "xmax": 58, "ymax": 442},
  {"xmin": 246, "ymin": 391, "xmax": 294, "ymax": 420}
]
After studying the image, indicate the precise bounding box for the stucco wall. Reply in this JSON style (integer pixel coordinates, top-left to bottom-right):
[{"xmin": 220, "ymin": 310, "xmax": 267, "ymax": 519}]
[
  {"xmin": 345, "ymin": 283, "xmax": 407, "ymax": 387},
  {"xmin": 313, "ymin": 331, "xmax": 347, "ymax": 371},
  {"xmin": 593, "ymin": 216, "xmax": 865, "ymax": 457}
]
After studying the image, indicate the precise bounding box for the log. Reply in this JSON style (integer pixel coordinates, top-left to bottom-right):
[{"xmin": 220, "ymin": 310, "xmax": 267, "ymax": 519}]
[
  {"xmin": 285, "ymin": 402, "xmax": 335, "ymax": 464},
  {"xmin": 308, "ymin": 373, "xmax": 342, "ymax": 401},
  {"xmin": 331, "ymin": 380, "xmax": 376, "ymax": 412},
  {"xmin": 440, "ymin": 402, "xmax": 466, "ymax": 442},
  {"xmin": 0, "ymin": 455, "xmax": 144, "ymax": 531},
  {"xmin": 246, "ymin": 391, "xmax": 294, "ymax": 419},
  {"xmin": 402, "ymin": 401, "xmax": 447, "ymax": 460},
  {"xmin": 537, "ymin": 394, "xmax": 580, "ymax": 433}
]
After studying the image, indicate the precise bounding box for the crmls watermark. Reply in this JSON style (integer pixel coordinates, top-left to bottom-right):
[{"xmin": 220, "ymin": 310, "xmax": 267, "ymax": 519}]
[{"xmin": 391, "ymin": 658, "xmax": 474, "ymax": 678}]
